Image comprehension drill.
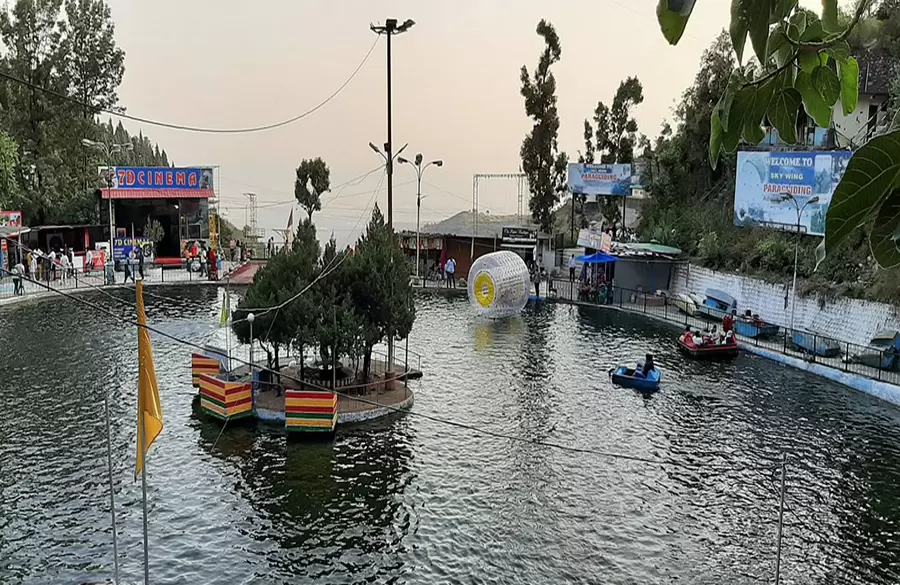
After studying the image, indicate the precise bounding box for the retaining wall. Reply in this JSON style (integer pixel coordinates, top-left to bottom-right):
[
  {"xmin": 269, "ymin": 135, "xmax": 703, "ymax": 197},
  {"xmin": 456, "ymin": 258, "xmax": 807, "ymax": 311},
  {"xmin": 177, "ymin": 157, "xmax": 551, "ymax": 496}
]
[{"xmin": 672, "ymin": 264, "xmax": 900, "ymax": 346}]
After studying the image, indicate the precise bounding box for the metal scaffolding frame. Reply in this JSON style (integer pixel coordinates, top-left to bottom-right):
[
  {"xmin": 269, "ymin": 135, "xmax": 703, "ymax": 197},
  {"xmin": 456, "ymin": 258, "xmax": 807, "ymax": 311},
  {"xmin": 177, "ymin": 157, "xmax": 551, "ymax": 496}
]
[{"xmin": 470, "ymin": 173, "xmax": 528, "ymax": 258}]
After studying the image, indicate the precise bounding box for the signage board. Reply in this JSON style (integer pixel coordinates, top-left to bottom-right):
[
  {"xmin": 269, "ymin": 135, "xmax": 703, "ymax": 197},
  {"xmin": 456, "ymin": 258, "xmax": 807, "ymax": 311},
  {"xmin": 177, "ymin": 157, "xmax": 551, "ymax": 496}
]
[
  {"xmin": 113, "ymin": 236, "xmax": 153, "ymax": 262},
  {"xmin": 0, "ymin": 210, "xmax": 23, "ymax": 227},
  {"xmin": 577, "ymin": 228, "xmax": 612, "ymax": 252},
  {"xmin": 734, "ymin": 150, "xmax": 851, "ymax": 236},
  {"xmin": 568, "ymin": 163, "xmax": 633, "ymax": 196},
  {"xmin": 501, "ymin": 226, "xmax": 537, "ymax": 244},
  {"xmin": 99, "ymin": 166, "xmax": 214, "ymax": 190}
]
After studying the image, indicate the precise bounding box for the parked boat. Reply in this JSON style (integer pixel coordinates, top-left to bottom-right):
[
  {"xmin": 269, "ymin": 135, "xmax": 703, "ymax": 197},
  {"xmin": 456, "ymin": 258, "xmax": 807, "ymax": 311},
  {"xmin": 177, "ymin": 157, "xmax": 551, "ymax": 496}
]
[
  {"xmin": 697, "ymin": 289, "xmax": 737, "ymax": 321},
  {"xmin": 609, "ymin": 366, "xmax": 661, "ymax": 391},
  {"xmin": 845, "ymin": 330, "xmax": 900, "ymax": 371},
  {"xmin": 790, "ymin": 331, "xmax": 842, "ymax": 358},
  {"xmin": 734, "ymin": 318, "xmax": 780, "ymax": 339},
  {"xmin": 674, "ymin": 293, "xmax": 699, "ymax": 316},
  {"xmin": 676, "ymin": 336, "xmax": 739, "ymax": 360}
]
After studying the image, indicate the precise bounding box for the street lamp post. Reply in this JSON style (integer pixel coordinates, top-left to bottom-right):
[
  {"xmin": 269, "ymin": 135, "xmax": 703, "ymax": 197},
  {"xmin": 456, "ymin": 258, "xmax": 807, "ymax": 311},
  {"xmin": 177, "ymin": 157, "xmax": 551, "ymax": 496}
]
[
  {"xmin": 370, "ymin": 18, "xmax": 415, "ymax": 242},
  {"xmin": 248, "ymin": 313, "xmax": 255, "ymax": 378},
  {"xmin": 776, "ymin": 192, "xmax": 820, "ymax": 332},
  {"xmin": 82, "ymin": 139, "xmax": 133, "ymax": 281},
  {"xmin": 398, "ymin": 153, "xmax": 442, "ymax": 279}
]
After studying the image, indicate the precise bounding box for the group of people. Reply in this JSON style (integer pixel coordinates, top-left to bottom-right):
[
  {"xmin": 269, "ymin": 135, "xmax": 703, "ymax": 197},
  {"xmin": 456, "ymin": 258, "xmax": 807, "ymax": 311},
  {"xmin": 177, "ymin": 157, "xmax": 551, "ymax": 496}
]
[
  {"xmin": 183, "ymin": 241, "xmax": 221, "ymax": 281},
  {"xmin": 629, "ymin": 353, "xmax": 657, "ymax": 378},
  {"xmin": 680, "ymin": 309, "xmax": 738, "ymax": 346},
  {"xmin": 427, "ymin": 257, "xmax": 458, "ymax": 288}
]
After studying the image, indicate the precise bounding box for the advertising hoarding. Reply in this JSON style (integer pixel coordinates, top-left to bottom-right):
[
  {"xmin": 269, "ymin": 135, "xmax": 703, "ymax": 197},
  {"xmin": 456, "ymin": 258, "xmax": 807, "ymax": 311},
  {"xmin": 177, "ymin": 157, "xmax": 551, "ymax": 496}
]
[
  {"xmin": 734, "ymin": 150, "xmax": 851, "ymax": 236},
  {"xmin": 99, "ymin": 167, "xmax": 214, "ymax": 190},
  {"xmin": 577, "ymin": 228, "xmax": 612, "ymax": 252},
  {"xmin": 0, "ymin": 210, "xmax": 23, "ymax": 227},
  {"xmin": 501, "ymin": 226, "xmax": 538, "ymax": 244},
  {"xmin": 567, "ymin": 163, "xmax": 632, "ymax": 196}
]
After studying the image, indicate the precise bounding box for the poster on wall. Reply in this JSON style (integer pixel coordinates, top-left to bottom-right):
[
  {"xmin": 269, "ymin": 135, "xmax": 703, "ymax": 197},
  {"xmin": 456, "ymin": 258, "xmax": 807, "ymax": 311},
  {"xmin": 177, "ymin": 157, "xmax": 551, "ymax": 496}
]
[
  {"xmin": 0, "ymin": 210, "xmax": 23, "ymax": 227},
  {"xmin": 567, "ymin": 163, "xmax": 633, "ymax": 196},
  {"xmin": 734, "ymin": 150, "xmax": 852, "ymax": 236}
]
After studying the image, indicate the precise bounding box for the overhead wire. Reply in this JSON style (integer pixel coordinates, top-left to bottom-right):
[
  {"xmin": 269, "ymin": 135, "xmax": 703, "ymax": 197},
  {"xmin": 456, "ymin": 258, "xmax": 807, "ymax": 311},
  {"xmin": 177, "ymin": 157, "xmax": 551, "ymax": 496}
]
[{"xmin": 0, "ymin": 37, "xmax": 379, "ymax": 134}]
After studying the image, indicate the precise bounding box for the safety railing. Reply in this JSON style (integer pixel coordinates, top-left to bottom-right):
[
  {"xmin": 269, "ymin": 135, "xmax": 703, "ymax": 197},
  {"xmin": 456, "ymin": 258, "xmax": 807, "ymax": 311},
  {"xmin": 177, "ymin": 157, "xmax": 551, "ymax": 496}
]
[
  {"xmin": 0, "ymin": 260, "xmax": 240, "ymax": 301},
  {"xmin": 548, "ymin": 278, "xmax": 900, "ymax": 387}
]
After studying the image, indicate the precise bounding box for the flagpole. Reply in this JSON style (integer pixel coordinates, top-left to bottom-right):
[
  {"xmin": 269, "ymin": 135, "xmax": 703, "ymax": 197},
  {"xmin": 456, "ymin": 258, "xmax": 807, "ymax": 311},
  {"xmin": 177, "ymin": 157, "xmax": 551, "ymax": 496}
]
[
  {"xmin": 105, "ymin": 367, "xmax": 120, "ymax": 585},
  {"xmin": 140, "ymin": 404, "xmax": 150, "ymax": 585}
]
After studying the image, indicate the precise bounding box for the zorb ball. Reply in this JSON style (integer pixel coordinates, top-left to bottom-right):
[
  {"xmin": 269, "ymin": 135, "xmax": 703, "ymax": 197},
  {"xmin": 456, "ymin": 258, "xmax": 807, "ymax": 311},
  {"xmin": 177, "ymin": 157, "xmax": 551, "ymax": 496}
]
[{"xmin": 467, "ymin": 251, "xmax": 530, "ymax": 318}]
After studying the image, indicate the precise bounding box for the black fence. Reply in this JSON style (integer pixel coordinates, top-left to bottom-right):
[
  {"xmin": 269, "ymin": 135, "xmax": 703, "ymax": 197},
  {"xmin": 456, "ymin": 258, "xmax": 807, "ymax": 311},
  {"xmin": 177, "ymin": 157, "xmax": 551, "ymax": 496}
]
[
  {"xmin": 0, "ymin": 261, "xmax": 238, "ymax": 302},
  {"xmin": 548, "ymin": 278, "xmax": 900, "ymax": 387}
]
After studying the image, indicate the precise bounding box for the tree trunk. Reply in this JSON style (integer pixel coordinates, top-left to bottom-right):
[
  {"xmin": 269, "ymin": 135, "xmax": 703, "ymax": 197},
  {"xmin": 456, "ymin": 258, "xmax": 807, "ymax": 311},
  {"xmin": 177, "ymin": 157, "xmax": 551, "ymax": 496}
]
[{"xmin": 362, "ymin": 345, "xmax": 373, "ymax": 382}]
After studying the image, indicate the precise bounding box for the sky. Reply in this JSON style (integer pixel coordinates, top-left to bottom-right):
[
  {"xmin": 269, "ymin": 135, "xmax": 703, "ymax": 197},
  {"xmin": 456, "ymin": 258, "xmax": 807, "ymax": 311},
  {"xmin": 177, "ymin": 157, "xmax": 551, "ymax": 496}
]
[{"xmin": 104, "ymin": 0, "xmax": 742, "ymax": 247}]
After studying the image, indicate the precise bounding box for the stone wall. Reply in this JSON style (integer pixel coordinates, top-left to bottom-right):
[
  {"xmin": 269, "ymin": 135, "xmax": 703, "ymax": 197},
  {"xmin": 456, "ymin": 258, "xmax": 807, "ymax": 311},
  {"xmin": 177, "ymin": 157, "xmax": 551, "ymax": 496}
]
[{"xmin": 671, "ymin": 264, "xmax": 900, "ymax": 346}]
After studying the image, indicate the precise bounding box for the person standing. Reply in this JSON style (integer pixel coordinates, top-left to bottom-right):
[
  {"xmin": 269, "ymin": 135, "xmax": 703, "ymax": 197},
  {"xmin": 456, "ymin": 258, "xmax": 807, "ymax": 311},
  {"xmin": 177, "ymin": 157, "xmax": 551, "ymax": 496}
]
[
  {"xmin": 229, "ymin": 238, "xmax": 236, "ymax": 261},
  {"xmin": 59, "ymin": 252, "xmax": 71, "ymax": 285},
  {"xmin": 12, "ymin": 258, "xmax": 24, "ymax": 295},
  {"xmin": 48, "ymin": 249, "xmax": 57, "ymax": 282},
  {"xmin": 531, "ymin": 261, "xmax": 541, "ymax": 298},
  {"xmin": 29, "ymin": 250, "xmax": 37, "ymax": 282},
  {"xmin": 123, "ymin": 249, "xmax": 134, "ymax": 284},
  {"xmin": 723, "ymin": 309, "xmax": 736, "ymax": 335},
  {"xmin": 568, "ymin": 254, "xmax": 577, "ymax": 283},
  {"xmin": 136, "ymin": 244, "xmax": 145, "ymax": 280},
  {"xmin": 445, "ymin": 257, "xmax": 456, "ymax": 289}
]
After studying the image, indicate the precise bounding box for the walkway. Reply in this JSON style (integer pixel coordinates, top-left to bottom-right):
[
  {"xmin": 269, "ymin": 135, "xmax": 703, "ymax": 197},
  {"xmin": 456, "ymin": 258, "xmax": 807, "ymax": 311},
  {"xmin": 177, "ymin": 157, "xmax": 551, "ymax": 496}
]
[
  {"xmin": 547, "ymin": 278, "xmax": 900, "ymax": 389},
  {"xmin": 0, "ymin": 261, "xmax": 241, "ymax": 307}
]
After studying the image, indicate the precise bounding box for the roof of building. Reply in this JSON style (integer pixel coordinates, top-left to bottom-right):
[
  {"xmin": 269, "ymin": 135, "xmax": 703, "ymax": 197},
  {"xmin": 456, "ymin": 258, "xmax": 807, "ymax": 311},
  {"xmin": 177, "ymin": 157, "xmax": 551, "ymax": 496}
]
[
  {"xmin": 613, "ymin": 242, "xmax": 683, "ymax": 259},
  {"xmin": 418, "ymin": 211, "xmax": 544, "ymax": 239},
  {"xmin": 856, "ymin": 50, "xmax": 895, "ymax": 96}
]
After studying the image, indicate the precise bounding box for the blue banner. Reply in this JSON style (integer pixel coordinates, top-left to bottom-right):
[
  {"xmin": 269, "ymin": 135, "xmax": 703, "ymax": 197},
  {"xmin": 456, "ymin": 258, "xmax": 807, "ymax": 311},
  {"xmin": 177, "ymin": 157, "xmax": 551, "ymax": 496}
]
[
  {"xmin": 113, "ymin": 237, "xmax": 153, "ymax": 262},
  {"xmin": 734, "ymin": 150, "xmax": 852, "ymax": 236},
  {"xmin": 109, "ymin": 167, "xmax": 214, "ymax": 190},
  {"xmin": 567, "ymin": 163, "xmax": 632, "ymax": 196}
]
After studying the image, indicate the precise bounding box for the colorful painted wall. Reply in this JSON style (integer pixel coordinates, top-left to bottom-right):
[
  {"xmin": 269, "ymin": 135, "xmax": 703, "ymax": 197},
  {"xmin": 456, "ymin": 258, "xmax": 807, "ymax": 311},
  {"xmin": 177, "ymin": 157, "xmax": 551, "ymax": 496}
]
[
  {"xmin": 191, "ymin": 353, "xmax": 222, "ymax": 386},
  {"xmin": 198, "ymin": 374, "xmax": 253, "ymax": 421},
  {"xmin": 284, "ymin": 389, "xmax": 338, "ymax": 433}
]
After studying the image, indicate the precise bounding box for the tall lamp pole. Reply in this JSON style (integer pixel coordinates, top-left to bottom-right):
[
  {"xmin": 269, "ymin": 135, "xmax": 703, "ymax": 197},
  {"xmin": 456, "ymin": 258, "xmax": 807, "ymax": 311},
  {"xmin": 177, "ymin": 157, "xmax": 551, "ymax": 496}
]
[
  {"xmin": 370, "ymin": 18, "xmax": 415, "ymax": 242},
  {"xmin": 82, "ymin": 139, "xmax": 133, "ymax": 278},
  {"xmin": 398, "ymin": 153, "xmax": 442, "ymax": 278},
  {"xmin": 776, "ymin": 192, "xmax": 820, "ymax": 332}
]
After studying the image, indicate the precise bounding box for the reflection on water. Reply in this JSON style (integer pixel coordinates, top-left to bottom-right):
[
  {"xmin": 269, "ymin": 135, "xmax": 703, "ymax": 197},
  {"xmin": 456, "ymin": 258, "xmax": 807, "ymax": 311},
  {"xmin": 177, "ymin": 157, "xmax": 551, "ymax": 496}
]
[{"xmin": 1, "ymin": 288, "xmax": 900, "ymax": 584}]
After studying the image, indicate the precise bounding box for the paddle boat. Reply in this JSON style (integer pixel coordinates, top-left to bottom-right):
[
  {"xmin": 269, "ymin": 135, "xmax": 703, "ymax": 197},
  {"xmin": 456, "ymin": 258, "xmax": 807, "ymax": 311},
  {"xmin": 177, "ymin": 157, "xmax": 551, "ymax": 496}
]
[
  {"xmin": 789, "ymin": 330, "xmax": 842, "ymax": 358},
  {"xmin": 609, "ymin": 355, "xmax": 661, "ymax": 392},
  {"xmin": 844, "ymin": 330, "xmax": 900, "ymax": 371},
  {"xmin": 673, "ymin": 293, "xmax": 703, "ymax": 317},
  {"xmin": 697, "ymin": 289, "xmax": 737, "ymax": 322},
  {"xmin": 734, "ymin": 311, "xmax": 780, "ymax": 339},
  {"xmin": 676, "ymin": 330, "xmax": 739, "ymax": 360}
]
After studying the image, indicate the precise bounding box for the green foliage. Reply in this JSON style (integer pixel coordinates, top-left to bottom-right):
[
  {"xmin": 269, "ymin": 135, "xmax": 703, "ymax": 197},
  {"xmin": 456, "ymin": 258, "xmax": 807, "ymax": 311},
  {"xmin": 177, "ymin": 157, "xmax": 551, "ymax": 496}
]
[
  {"xmin": 0, "ymin": 131, "xmax": 19, "ymax": 208},
  {"xmin": 520, "ymin": 19, "xmax": 568, "ymax": 233},
  {"xmin": 294, "ymin": 157, "xmax": 330, "ymax": 220},
  {"xmin": 144, "ymin": 218, "xmax": 164, "ymax": 246}
]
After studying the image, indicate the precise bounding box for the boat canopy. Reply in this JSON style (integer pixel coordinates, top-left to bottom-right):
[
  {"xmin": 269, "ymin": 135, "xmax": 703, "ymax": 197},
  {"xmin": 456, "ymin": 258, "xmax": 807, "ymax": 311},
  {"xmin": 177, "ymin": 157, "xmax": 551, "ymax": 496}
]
[
  {"xmin": 704, "ymin": 288, "xmax": 736, "ymax": 307},
  {"xmin": 870, "ymin": 330, "xmax": 900, "ymax": 346},
  {"xmin": 575, "ymin": 252, "xmax": 618, "ymax": 264}
]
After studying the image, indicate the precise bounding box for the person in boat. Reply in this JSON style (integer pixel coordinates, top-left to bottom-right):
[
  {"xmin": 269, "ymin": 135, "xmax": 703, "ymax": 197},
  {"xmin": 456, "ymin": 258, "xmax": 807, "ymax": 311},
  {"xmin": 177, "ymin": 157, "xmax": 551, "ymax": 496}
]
[
  {"xmin": 680, "ymin": 325, "xmax": 694, "ymax": 344},
  {"xmin": 724, "ymin": 329, "xmax": 735, "ymax": 345},
  {"xmin": 642, "ymin": 354, "xmax": 655, "ymax": 376},
  {"xmin": 723, "ymin": 309, "xmax": 736, "ymax": 334}
]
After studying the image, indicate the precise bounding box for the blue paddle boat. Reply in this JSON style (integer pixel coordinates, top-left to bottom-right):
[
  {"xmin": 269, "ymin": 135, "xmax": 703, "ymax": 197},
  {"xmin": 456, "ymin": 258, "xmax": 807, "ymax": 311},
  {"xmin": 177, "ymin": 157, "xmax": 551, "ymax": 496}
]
[
  {"xmin": 609, "ymin": 365, "xmax": 661, "ymax": 392},
  {"xmin": 790, "ymin": 330, "xmax": 841, "ymax": 358},
  {"xmin": 697, "ymin": 288, "xmax": 737, "ymax": 322}
]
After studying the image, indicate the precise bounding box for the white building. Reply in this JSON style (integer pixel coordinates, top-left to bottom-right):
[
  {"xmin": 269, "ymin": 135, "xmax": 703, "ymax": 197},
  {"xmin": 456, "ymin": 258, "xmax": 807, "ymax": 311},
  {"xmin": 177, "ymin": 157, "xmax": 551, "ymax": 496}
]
[{"xmin": 833, "ymin": 50, "xmax": 893, "ymax": 150}]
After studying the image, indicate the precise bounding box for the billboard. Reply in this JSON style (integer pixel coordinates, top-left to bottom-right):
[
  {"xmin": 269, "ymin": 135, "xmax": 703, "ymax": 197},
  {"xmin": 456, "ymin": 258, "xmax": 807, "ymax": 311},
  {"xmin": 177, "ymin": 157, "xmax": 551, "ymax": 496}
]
[
  {"xmin": 577, "ymin": 228, "xmax": 612, "ymax": 252},
  {"xmin": 0, "ymin": 210, "xmax": 23, "ymax": 227},
  {"xmin": 99, "ymin": 167, "xmax": 214, "ymax": 190},
  {"xmin": 568, "ymin": 163, "xmax": 632, "ymax": 196},
  {"xmin": 734, "ymin": 150, "xmax": 851, "ymax": 236},
  {"xmin": 501, "ymin": 226, "xmax": 537, "ymax": 244}
]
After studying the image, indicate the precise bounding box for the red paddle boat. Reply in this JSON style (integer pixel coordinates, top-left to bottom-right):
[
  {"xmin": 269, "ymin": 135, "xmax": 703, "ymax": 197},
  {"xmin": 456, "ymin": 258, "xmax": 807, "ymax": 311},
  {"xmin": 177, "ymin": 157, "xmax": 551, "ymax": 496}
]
[{"xmin": 676, "ymin": 330, "xmax": 739, "ymax": 360}]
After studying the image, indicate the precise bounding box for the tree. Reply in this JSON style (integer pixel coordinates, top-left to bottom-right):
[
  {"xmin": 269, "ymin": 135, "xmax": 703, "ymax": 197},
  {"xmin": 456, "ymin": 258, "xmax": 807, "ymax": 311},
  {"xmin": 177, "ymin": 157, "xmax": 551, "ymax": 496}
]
[
  {"xmin": 520, "ymin": 19, "xmax": 568, "ymax": 233},
  {"xmin": 583, "ymin": 76, "xmax": 645, "ymax": 228},
  {"xmin": 294, "ymin": 157, "xmax": 330, "ymax": 220},
  {"xmin": 655, "ymin": 0, "xmax": 900, "ymax": 269},
  {"xmin": 0, "ymin": 132, "xmax": 20, "ymax": 209},
  {"xmin": 144, "ymin": 217, "xmax": 164, "ymax": 253}
]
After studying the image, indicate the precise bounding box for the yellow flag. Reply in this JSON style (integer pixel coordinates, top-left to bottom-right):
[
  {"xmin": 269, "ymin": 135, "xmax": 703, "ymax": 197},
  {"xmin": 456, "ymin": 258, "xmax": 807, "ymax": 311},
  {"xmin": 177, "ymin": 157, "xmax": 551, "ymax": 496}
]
[
  {"xmin": 136, "ymin": 280, "xmax": 163, "ymax": 479},
  {"xmin": 219, "ymin": 289, "xmax": 230, "ymax": 327}
]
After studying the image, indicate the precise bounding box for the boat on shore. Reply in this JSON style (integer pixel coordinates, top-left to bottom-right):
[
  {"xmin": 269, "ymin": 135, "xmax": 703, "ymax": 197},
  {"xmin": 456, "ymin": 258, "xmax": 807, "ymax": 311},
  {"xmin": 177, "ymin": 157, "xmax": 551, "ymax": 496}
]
[
  {"xmin": 790, "ymin": 331, "xmax": 842, "ymax": 358},
  {"xmin": 676, "ymin": 336, "xmax": 739, "ymax": 360},
  {"xmin": 734, "ymin": 314, "xmax": 780, "ymax": 339},
  {"xmin": 609, "ymin": 366, "xmax": 661, "ymax": 391},
  {"xmin": 674, "ymin": 292, "xmax": 705, "ymax": 316},
  {"xmin": 844, "ymin": 330, "xmax": 900, "ymax": 371},
  {"xmin": 697, "ymin": 289, "xmax": 737, "ymax": 321}
]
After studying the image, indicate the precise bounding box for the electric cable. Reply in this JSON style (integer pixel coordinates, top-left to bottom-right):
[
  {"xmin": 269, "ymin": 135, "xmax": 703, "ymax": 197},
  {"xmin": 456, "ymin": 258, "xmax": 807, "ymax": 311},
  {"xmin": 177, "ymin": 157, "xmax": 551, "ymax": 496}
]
[{"xmin": 0, "ymin": 37, "xmax": 378, "ymax": 134}]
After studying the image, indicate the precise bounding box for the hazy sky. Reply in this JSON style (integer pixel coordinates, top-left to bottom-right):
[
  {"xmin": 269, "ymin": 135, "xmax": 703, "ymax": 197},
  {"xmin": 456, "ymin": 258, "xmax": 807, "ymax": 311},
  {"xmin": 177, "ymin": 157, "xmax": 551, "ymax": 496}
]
[{"xmin": 104, "ymin": 0, "xmax": 746, "ymax": 246}]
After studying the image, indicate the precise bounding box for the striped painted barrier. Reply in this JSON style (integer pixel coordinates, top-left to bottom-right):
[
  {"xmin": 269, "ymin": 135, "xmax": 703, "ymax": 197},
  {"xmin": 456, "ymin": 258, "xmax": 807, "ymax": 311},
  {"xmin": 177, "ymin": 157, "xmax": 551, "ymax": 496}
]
[
  {"xmin": 198, "ymin": 374, "xmax": 253, "ymax": 421},
  {"xmin": 191, "ymin": 354, "xmax": 222, "ymax": 386},
  {"xmin": 284, "ymin": 389, "xmax": 338, "ymax": 433}
]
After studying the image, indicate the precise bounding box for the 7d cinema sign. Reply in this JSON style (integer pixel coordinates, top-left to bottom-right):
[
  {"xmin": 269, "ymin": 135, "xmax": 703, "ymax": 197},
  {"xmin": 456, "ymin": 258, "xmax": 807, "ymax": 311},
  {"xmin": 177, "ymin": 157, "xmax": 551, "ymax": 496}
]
[{"xmin": 112, "ymin": 167, "xmax": 213, "ymax": 190}]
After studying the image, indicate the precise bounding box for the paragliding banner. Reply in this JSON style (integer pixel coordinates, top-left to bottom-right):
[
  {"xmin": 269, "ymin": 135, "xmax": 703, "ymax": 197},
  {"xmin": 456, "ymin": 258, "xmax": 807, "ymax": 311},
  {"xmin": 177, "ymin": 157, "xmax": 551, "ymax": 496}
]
[
  {"xmin": 567, "ymin": 163, "xmax": 632, "ymax": 196},
  {"xmin": 734, "ymin": 150, "xmax": 851, "ymax": 237}
]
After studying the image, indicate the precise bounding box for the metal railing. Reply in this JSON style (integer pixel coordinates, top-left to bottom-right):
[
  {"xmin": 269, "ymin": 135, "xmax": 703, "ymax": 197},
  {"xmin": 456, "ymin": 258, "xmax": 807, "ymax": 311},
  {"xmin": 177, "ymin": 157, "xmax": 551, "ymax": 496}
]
[
  {"xmin": 548, "ymin": 278, "xmax": 900, "ymax": 387},
  {"xmin": 0, "ymin": 261, "xmax": 240, "ymax": 302}
]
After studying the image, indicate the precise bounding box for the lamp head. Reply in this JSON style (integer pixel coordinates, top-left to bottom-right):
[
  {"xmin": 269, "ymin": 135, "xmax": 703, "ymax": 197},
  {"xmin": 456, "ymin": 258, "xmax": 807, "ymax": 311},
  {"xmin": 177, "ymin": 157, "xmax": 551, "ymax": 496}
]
[
  {"xmin": 248, "ymin": 312, "xmax": 255, "ymax": 323},
  {"xmin": 808, "ymin": 196, "xmax": 820, "ymax": 205},
  {"xmin": 368, "ymin": 142, "xmax": 381, "ymax": 154},
  {"xmin": 433, "ymin": 160, "xmax": 444, "ymax": 167},
  {"xmin": 415, "ymin": 153, "xmax": 423, "ymax": 166},
  {"xmin": 397, "ymin": 157, "xmax": 410, "ymax": 165},
  {"xmin": 398, "ymin": 19, "xmax": 415, "ymax": 32}
]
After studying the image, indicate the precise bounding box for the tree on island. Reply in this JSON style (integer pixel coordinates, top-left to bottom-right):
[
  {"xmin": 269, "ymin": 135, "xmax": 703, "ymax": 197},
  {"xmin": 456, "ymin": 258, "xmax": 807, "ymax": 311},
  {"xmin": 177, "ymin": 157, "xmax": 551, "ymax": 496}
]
[{"xmin": 519, "ymin": 19, "xmax": 568, "ymax": 234}]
